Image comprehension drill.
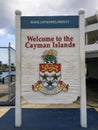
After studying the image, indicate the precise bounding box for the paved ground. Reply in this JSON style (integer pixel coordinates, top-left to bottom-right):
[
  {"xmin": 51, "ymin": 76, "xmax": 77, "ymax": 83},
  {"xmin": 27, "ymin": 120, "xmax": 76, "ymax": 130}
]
[{"xmin": 0, "ymin": 78, "xmax": 98, "ymax": 117}]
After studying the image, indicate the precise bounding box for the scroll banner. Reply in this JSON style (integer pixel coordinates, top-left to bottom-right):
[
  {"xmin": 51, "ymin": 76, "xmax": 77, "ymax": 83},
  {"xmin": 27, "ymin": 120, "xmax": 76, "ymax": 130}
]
[{"xmin": 20, "ymin": 16, "xmax": 80, "ymax": 104}]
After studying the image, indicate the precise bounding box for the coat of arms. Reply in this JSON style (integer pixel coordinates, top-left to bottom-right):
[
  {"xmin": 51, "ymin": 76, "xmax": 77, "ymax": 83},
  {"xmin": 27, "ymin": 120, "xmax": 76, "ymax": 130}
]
[{"xmin": 32, "ymin": 49, "xmax": 69, "ymax": 95}]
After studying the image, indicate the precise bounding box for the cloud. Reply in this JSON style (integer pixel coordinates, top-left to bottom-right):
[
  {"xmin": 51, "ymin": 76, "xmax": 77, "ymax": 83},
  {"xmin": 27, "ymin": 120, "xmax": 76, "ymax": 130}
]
[
  {"xmin": 0, "ymin": 33, "xmax": 15, "ymax": 48},
  {"xmin": 0, "ymin": 0, "xmax": 98, "ymax": 36},
  {"xmin": 0, "ymin": 0, "xmax": 69, "ymax": 35},
  {"xmin": 0, "ymin": 29, "xmax": 6, "ymax": 35}
]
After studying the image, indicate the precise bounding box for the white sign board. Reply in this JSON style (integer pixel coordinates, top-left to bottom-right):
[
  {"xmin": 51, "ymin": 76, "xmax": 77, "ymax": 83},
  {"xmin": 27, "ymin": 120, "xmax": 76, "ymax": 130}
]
[
  {"xmin": 15, "ymin": 9, "xmax": 87, "ymax": 127},
  {"xmin": 21, "ymin": 16, "xmax": 80, "ymax": 104}
]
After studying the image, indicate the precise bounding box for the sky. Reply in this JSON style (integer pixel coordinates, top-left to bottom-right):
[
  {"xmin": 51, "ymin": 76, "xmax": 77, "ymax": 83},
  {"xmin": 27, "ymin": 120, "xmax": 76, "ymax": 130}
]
[{"xmin": 0, "ymin": 0, "xmax": 98, "ymax": 49}]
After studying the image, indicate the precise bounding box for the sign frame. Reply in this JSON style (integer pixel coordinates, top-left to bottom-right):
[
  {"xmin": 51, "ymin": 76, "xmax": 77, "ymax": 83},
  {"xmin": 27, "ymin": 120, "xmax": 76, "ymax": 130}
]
[{"xmin": 15, "ymin": 9, "xmax": 87, "ymax": 128}]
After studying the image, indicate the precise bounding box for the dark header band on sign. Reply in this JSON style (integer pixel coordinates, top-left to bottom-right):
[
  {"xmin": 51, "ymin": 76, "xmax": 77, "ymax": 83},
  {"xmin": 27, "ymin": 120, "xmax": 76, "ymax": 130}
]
[{"xmin": 21, "ymin": 16, "xmax": 79, "ymax": 28}]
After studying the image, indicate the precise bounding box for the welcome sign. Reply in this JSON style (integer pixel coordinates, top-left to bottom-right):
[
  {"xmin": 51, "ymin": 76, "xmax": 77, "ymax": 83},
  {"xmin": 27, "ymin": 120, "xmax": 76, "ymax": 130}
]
[
  {"xmin": 20, "ymin": 16, "xmax": 80, "ymax": 104},
  {"xmin": 15, "ymin": 9, "xmax": 87, "ymax": 127}
]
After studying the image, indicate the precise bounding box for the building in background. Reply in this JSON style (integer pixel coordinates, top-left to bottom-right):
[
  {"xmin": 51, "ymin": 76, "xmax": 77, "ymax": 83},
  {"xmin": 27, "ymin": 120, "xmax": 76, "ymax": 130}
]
[{"xmin": 85, "ymin": 11, "xmax": 98, "ymax": 79}]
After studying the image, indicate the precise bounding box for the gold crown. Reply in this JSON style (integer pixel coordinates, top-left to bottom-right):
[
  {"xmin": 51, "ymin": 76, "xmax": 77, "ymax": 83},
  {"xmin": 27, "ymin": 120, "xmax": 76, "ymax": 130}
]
[{"xmin": 43, "ymin": 49, "xmax": 57, "ymax": 56}]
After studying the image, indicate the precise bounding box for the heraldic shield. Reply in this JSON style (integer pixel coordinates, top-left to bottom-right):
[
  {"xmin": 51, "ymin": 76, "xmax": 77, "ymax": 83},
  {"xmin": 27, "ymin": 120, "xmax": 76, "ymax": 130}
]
[
  {"xmin": 32, "ymin": 49, "xmax": 69, "ymax": 95},
  {"xmin": 39, "ymin": 64, "xmax": 61, "ymax": 94}
]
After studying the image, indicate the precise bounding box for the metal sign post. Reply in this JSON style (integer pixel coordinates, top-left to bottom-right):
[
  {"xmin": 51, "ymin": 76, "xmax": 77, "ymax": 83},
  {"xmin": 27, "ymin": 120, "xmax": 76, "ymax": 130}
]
[
  {"xmin": 15, "ymin": 10, "xmax": 22, "ymax": 127},
  {"xmin": 79, "ymin": 9, "xmax": 87, "ymax": 127}
]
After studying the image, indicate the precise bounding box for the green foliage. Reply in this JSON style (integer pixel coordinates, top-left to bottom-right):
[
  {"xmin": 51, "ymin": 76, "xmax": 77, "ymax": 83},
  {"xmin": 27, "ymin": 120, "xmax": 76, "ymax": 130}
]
[{"xmin": 42, "ymin": 55, "xmax": 57, "ymax": 64}]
